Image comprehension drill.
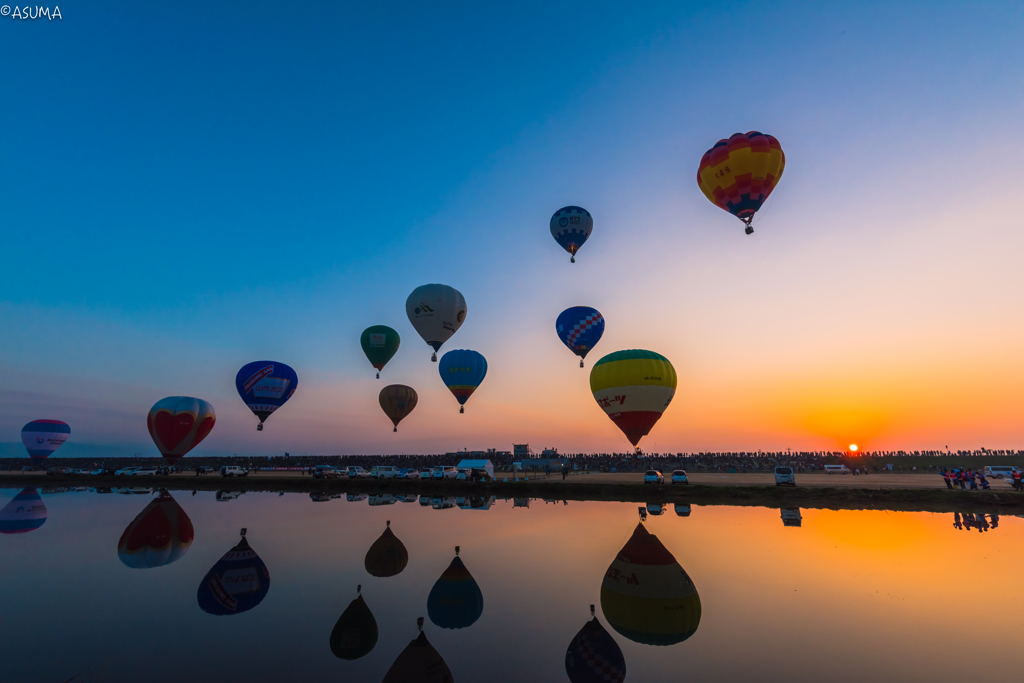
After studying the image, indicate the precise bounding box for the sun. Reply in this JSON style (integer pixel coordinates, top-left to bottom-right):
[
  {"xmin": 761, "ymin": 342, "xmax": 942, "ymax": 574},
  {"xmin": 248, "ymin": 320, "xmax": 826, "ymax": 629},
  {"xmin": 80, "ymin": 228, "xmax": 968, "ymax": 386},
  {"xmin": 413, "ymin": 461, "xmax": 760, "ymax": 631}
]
[{"xmin": 849, "ymin": 444, "xmax": 859, "ymax": 452}]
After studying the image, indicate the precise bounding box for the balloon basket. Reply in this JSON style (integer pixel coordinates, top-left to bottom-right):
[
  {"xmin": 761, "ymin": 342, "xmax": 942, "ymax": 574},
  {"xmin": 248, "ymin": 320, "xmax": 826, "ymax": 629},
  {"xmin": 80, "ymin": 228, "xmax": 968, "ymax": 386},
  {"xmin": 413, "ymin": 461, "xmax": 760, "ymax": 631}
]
[
  {"xmin": 459, "ymin": 406, "xmax": 464, "ymax": 414},
  {"xmin": 745, "ymin": 225, "xmax": 754, "ymax": 235},
  {"xmin": 393, "ymin": 426, "xmax": 397, "ymax": 432},
  {"xmin": 431, "ymin": 352, "xmax": 437, "ymax": 362},
  {"xmin": 376, "ymin": 372, "xmax": 380, "ymax": 379},
  {"xmin": 580, "ymin": 360, "xmax": 584, "ymax": 368},
  {"xmin": 570, "ymin": 255, "xmax": 575, "ymax": 263},
  {"xmin": 257, "ymin": 424, "xmax": 263, "ymax": 431}
]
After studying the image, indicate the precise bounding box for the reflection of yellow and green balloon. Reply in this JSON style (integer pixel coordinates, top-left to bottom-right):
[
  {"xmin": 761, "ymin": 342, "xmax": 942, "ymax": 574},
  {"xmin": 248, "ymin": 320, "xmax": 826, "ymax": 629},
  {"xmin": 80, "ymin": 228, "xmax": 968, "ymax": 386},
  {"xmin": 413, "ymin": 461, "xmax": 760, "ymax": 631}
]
[
  {"xmin": 378, "ymin": 385, "xmax": 418, "ymax": 432},
  {"xmin": 590, "ymin": 350, "xmax": 677, "ymax": 447},
  {"xmin": 361, "ymin": 325, "xmax": 401, "ymax": 378},
  {"xmin": 600, "ymin": 522, "xmax": 701, "ymax": 646}
]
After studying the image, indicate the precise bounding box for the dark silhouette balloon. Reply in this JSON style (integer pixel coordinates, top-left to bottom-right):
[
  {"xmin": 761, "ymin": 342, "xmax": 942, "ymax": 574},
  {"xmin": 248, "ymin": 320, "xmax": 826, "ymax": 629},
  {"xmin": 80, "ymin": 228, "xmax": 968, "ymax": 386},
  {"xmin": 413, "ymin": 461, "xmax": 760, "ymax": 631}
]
[
  {"xmin": 330, "ymin": 585, "xmax": 378, "ymax": 660},
  {"xmin": 427, "ymin": 546, "xmax": 483, "ymax": 630},
  {"xmin": 379, "ymin": 385, "xmax": 418, "ymax": 432},
  {"xmin": 383, "ymin": 618, "xmax": 454, "ymax": 683},
  {"xmin": 117, "ymin": 491, "xmax": 194, "ymax": 569},
  {"xmin": 600, "ymin": 522, "xmax": 701, "ymax": 646},
  {"xmin": 565, "ymin": 606, "xmax": 626, "ymax": 683},
  {"xmin": 365, "ymin": 520, "xmax": 409, "ymax": 577},
  {"xmin": 197, "ymin": 528, "xmax": 271, "ymax": 615},
  {"xmin": 0, "ymin": 488, "xmax": 47, "ymax": 534}
]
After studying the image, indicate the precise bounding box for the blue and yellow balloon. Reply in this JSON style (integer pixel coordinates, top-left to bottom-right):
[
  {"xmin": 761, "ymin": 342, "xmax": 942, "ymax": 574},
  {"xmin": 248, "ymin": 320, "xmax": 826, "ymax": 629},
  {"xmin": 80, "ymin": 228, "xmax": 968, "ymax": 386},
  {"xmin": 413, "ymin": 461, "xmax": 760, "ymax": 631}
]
[
  {"xmin": 235, "ymin": 361, "xmax": 298, "ymax": 431},
  {"xmin": 438, "ymin": 349, "xmax": 487, "ymax": 414}
]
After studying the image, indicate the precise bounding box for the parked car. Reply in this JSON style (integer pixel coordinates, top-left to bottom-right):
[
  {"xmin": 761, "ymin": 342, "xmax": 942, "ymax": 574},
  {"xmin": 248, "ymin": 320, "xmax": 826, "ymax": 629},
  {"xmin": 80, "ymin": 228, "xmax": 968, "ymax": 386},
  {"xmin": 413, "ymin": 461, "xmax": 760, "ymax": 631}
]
[
  {"xmin": 643, "ymin": 470, "xmax": 664, "ymax": 484},
  {"xmin": 220, "ymin": 466, "xmax": 248, "ymax": 477},
  {"xmin": 21, "ymin": 465, "xmax": 33, "ymax": 472},
  {"xmin": 983, "ymin": 466, "xmax": 1021, "ymax": 479},
  {"xmin": 824, "ymin": 465, "xmax": 851, "ymax": 475},
  {"xmin": 397, "ymin": 468, "xmax": 420, "ymax": 479},
  {"xmin": 455, "ymin": 468, "xmax": 471, "ymax": 480},
  {"xmin": 46, "ymin": 467, "xmax": 69, "ymax": 476},
  {"xmin": 774, "ymin": 466, "xmax": 796, "ymax": 486},
  {"xmin": 132, "ymin": 466, "xmax": 160, "ymax": 476},
  {"xmin": 313, "ymin": 466, "xmax": 342, "ymax": 479},
  {"xmin": 671, "ymin": 470, "xmax": 689, "ymax": 484},
  {"xmin": 371, "ymin": 466, "xmax": 399, "ymax": 479},
  {"xmin": 114, "ymin": 467, "xmax": 139, "ymax": 476},
  {"xmin": 347, "ymin": 466, "xmax": 371, "ymax": 479},
  {"xmin": 432, "ymin": 466, "xmax": 458, "ymax": 480},
  {"xmin": 419, "ymin": 469, "xmax": 432, "ymax": 479}
]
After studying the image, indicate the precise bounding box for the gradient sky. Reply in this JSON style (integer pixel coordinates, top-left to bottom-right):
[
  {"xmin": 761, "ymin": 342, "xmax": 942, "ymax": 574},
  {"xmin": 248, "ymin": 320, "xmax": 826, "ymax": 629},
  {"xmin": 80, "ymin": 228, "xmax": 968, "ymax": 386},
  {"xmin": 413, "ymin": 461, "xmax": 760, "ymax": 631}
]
[{"xmin": 3, "ymin": 1, "xmax": 1024, "ymax": 457}]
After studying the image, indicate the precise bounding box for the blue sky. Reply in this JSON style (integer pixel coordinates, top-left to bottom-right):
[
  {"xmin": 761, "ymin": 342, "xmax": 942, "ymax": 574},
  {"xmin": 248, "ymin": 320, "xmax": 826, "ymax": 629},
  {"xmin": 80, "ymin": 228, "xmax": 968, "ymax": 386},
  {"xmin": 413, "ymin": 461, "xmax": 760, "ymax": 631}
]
[{"xmin": 3, "ymin": 1, "xmax": 1024, "ymax": 457}]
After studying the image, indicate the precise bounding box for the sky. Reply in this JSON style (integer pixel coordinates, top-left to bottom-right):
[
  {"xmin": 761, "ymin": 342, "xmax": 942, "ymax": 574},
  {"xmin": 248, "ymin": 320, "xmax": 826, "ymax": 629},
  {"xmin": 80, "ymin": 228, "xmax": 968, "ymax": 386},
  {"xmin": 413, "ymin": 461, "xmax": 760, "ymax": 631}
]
[{"xmin": 2, "ymin": 1, "xmax": 1024, "ymax": 457}]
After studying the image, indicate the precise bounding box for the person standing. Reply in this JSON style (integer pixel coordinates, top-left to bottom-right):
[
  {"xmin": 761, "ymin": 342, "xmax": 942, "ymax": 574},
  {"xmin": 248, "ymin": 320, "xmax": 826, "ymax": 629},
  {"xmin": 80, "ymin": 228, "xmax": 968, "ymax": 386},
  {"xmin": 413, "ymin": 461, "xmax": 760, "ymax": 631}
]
[
  {"xmin": 943, "ymin": 470, "xmax": 952, "ymax": 489},
  {"xmin": 1012, "ymin": 469, "xmax": 1022, "ymax": 491}
]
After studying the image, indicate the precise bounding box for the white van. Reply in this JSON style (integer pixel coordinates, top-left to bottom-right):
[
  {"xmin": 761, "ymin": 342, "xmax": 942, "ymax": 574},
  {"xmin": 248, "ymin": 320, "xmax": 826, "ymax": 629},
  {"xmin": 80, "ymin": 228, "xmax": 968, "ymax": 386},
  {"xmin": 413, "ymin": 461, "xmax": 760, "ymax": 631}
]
[
  {"xmin": 432, "ymin": 466, "xmax": 458, "ymax": 480},
  {"xmin": 220, "ymin": 466, "xmax": 248, "ymax": 477},
  {"xmin": 823, "ymin": 465, "xmax": 850, "ymax": 475},
  {"xmin": 983, "ymin": 466, "xmax": 1020, "ymax": 480},
  {"xmin": 371, "ymin": 466, "xmax": 399, "ymax": 479},
  {"xmin": 774, "ymin": 466, "xmax": 796, "ymax": 486}
]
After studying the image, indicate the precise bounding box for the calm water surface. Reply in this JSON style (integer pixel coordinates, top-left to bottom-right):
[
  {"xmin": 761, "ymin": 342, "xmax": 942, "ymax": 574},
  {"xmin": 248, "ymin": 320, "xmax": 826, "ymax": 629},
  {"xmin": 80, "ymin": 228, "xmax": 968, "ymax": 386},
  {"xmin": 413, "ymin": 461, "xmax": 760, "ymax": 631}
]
[{"xmin": 1, "ymin": 488, "xmax": 1021, "ymax": 682}]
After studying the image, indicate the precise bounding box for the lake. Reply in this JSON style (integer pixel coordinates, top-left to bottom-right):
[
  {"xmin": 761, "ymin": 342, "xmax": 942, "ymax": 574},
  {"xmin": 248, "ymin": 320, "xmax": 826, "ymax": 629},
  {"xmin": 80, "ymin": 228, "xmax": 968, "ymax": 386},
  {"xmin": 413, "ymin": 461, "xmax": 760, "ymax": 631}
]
[{"xmin": 1, "ymin": 488, "xmax": 1021, "ymax": 682}]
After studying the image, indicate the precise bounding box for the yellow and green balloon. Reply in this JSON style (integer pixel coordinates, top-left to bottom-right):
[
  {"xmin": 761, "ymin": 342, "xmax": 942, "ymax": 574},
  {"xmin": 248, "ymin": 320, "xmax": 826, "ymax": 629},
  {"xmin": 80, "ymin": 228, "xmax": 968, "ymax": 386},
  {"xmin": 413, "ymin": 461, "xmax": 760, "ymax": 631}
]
[{"xmin": 589, "ymin": 349, "xmax": 676, "ymax": 448}]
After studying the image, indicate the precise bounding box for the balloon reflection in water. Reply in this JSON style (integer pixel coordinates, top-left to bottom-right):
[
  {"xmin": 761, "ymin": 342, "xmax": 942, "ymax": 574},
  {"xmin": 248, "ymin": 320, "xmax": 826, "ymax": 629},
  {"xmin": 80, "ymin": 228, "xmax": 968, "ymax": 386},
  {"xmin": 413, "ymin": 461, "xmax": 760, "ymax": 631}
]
[
  {"xmin": 565, "ymin": 605, "xmax": 626, "ymax": 683},
  {"xmin": 197, "ymin": 528, "xmax": 271, "ymax": 615},
  {"xmin": 600, "ymin": 522, "xmax": 701, "ymax": 646},
  {"xmin": 117, "ymin": 491, "xmax": 194, "ymax": 569},
  {"xmin": 330, "ymin": 585, "xmax": 378, "ymax": 660},
  {"xmin": 383, "ymin": 617, "xmax": 454, "ymax": 683},
  {"xmin": 428, "ymin": 546, "xmax": 483, "ymax": 630},
  {"xmin": 364, "ymin": 520, "xmax": 409, "ymax": 578},
  {"xmin": 0, "ymin": 488, "xmax": 48, "ymax": 534}
]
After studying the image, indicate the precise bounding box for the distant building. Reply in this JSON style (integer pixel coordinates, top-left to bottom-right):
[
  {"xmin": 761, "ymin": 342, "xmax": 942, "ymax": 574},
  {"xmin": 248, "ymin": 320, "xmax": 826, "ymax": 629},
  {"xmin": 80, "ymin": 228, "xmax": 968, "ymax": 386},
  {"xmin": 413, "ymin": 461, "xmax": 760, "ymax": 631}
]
[
  {"xmin": 541, "ymin": 447, "xmax": 559, "ymax": 457},
  {"xmin": 514, "ymin": 444, "xmax": 532, "ymax": 458}
]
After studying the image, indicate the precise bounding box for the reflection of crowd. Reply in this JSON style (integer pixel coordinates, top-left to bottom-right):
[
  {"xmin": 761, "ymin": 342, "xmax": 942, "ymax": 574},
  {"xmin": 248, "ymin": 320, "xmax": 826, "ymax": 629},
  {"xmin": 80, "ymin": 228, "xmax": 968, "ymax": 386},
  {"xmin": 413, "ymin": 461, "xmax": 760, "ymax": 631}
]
[{"xmin": 953, "ymin": 512, "xmax": 999, "ymax": 532}]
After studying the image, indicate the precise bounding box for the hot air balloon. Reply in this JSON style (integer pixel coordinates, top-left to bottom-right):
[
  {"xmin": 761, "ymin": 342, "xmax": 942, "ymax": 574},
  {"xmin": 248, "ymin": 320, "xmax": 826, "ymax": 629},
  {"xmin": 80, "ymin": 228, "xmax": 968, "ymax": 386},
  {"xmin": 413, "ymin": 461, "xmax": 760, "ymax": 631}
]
[
  {"xmin": 197, "ymin": 528, "xmax": 271, "ymax": 615},
  {"xmin": 438, "ymin": 349, "xmax": 487, "ymax": 414},
  {"xmin": 379, "ymin": 385, "xmax": 418, "ymax": 432},
  {"xmin": 590, "ymin": 350, "xmax": 677, "ymax": 450},
  {"xmin": 383, "ymin": 618, "xmax": 454, "ymax": 683},
  {"xmin": 697, "ymin": 131, "xmax": 785, "ymax": 235},
  {"xmin": 550, "ymin": 206, "xmax": 593, "ymax": 263},
  {"xmin": 147, "ymin": 396, "xmax": 216, "ymax": 466},
  {"xmin": 364, "ymin": 520, "xmax": 409, "ymax": 577},
  {"xmin": 565, "ymin": 605, "xmax": 626, "ymax": 683},
  {"xmin": 556, "ymin": 306, "xmax": 605, "ymax": 368},
  {"xmin": 117, "ymin": 491, "xmax": 194, "ymax": 569},
  {"xmin": 0, "ymin": 488, "xmax": 48, "ymax": 534},
  {"xmin": 21, "ymin": 419, "xmax": 70, "ymax": 466},
  {"xmin": 235, "ymin": 361, "xmax": 298, "ymax": 431},
  {"xmin": 331, "ymin": 585, "xmax": 379, "ymax": 660},
  {"xmin": 428, "ymin": 546, "xmax": 483, "ymax": 630},
  {"xmin": 406, "ymin": 284, "xmax": 467, "ymax": 362},
  {"xmin": 361, "ymin": 325, "xmax": 401, "ymax": 378},
  {"xmin": 600, "ymin": 521, "xmax": 701, "ymax": 646}
]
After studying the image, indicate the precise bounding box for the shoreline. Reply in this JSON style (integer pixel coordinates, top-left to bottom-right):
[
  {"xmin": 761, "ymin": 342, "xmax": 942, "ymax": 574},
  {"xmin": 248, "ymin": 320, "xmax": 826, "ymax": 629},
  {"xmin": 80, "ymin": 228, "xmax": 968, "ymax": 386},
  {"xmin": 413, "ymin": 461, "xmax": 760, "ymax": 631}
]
[{"xmin": 4, "ymin": 473, "xmax": 1021, "ymax": 514}]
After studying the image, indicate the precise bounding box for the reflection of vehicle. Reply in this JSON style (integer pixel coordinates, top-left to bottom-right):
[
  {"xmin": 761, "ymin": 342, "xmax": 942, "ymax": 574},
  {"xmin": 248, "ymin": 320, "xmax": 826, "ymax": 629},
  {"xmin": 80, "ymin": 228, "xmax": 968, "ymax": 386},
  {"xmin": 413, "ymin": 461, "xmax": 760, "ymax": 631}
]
[
  {"xmin": 646, "ymin": 503, "xmax": 665, "ymax": 516},
  {"xmin": 133, "ymin": 467, "xmax": 160, "ymax": 476},
  {"xmin": 347, "ymin": 466, "xmax": 371, "ymax": 479},
  {"xmin": 431, "ymin": 496, "xmax": 456, "ymax": 510},
  {"xmin": 671, "ymin": 470, "xmax": 688, "ymax": 484},
  {"xmin": 114, "ymin": 487, "xmax": 152, "ymax": 495},
  {"xmin": 824, "ymin": 465, "xmax": 850, "ymax": 475},
  {"xmin": 397, "ymin": 468, "xmax": 420, "ymax": 479},
  {"xmin": 397, "ymin": 494, "xmax": 418, "ymax": 503},
  {"xmin": 774, "ymin": 466, "xmax": 796, "ymax": 486},
  {"xmin": 781, "ymin": 509, "xmax": 803, "ymax": 527},
  {"xmin": 643, "ymin": 470, "xmax": 664, "ymax": 484},
  {"xmin": 674, "ymin": 504, "xmax": 691, "ymax": 517},
  {"xmin": 114, "ymin": 467, "xmax": 139, "ymax": 476},
  {"xmin": 216, "ymin": 490, "xmax": 243, "ymax": 501},
  {"xmin": 220, "ymin": 466, "xmax": 248, "ymax": 477},
  {"xmin": 458, "ymin": 496, "xmax": 495, "ymax": 510},
  {"xmin": 419, "ymin": 495, "xmax": 432, "ymax": 506},
  {"xmin": 371, "ymin": 466, "xmax": 399, "ymax": 479},
  {"xmin": 346, "ymin": 493, "xmax": 367, "ymax": 502},
  {"xmin": 984, "ymin": 466, "xmax": 1020, "ymax": 479},
  {"xmin": 369, "ymin": 494, "xmax": 398, "ymax": 506},
  {"xmin": 314, "ymin": 466, "xmax": 342, "ymax": 479},
  {"xmin": 312, "ymin": 492, "xmax": 343, "ymax": 502},
  {"xmin": 433, "ymin": 466, "xmax": 458, "ymax": 480}
]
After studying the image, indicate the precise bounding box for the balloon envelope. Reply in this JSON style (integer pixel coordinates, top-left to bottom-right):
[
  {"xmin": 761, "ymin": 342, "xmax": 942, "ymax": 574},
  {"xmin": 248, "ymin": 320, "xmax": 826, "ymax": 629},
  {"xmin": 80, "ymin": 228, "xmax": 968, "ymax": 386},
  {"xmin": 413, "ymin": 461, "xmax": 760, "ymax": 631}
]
[
  {"xmin": 406, "ymin": 284, "xmax": 467, "ymax": 355},
  {"xmin": 550, "ymin": 206, "xmax": 593, "ymax": 260},
  {"xmin": 600, "ymin": 523, "xmax": 701, "ymax": 646},
  {"xmin": 117, "ymin": 492, "xmax": 194, "ymax": 569},
  {"xmin": 565, "ymin": 616, "xmax": 626, "ymax": 683},
  {"xmin": 382, "ymin": 630, "xmax": 454, "ymax": 683},
  {"xmin": 330, "ymin": 593, "xmax": 378, "ymax": 660},
  {"xmin": 438, "ymin": 349, "xmax": 487, "ymax": 408},
  {"xmin": 428, "ymin": 553, "xmax": 484, "ymax": 629},
  {"xmin": 364, "ymin": 522, "xmax": 409, "ymax": 577},
  {"xmin": 197, "ymin": 534, "xmax": 271, "ymax": 615},
  {"xmin": 556, "ymin": 307, "xmax": 605, "ymax": 361},
  {"xmin": 590, "ymin": 350, "xmax": 676, "ymax": 447},
  {"xmin": 361, "ymin": 325, "xmax": 401, "ymax": 375},
  {"xmin": 379, "ymin": 385, "xmax": 418, "ymax": 431},
  {"xmin": 147, "ymin": 396, "xmax": 216, "ymax": 466},
  {"xmin": 21, "ymin": 419, "xmax": 70, "ymax": 463},
  {"xmin": 0, "ymin": 488, "xmax": 48, "ymax": 534},
  {"xmin": 697, "ymin": 131, "xmax": 785, "ymax": 226},
  {"xmin": 234, "ymin": 361, "xmax": 298, "ymax": 427}
]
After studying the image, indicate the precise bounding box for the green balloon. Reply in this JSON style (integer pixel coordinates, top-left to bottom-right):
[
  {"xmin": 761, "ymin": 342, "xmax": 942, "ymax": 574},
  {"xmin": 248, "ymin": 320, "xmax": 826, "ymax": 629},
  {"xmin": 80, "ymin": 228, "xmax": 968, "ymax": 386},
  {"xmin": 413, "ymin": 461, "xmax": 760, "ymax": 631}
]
[{"xmin": 361, "ymin": 326, "xmax": 400, "ymax": 378}]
